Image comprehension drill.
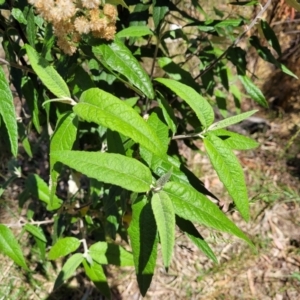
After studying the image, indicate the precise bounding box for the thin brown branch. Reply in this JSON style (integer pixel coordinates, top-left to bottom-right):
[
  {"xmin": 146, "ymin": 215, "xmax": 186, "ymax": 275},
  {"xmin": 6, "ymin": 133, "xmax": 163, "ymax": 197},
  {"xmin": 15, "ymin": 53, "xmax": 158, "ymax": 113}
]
[{"xmin": 194, "ymin": 0, "xmax": 272, "ymax": 80}]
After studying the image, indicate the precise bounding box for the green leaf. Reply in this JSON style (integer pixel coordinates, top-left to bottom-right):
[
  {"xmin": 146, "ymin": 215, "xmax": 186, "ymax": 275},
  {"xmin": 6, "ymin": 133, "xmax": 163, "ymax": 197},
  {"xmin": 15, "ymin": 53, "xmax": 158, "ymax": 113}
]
[
  {"xmin": 24, "ymin": 224, "xmax": 47, "ymax": 243},
  {"xmin": 89, "ymin": 242, "xmax": 134, "ymax": 266},
  {"xmin": 25, "ymin": 44, "xmax": 70, "ymax": 98},
  {"xmin": 238, "ymin": 75, "xmax": 268, "ymax": 107},
  {"xmin": 260, "ymin": 20, "xmax": 281, "ymax": 55},
  {"xmin": 249, "ymin": 36, "xmax": 298, "ymax": 79},
  {"xmin": 157, "ymin": 92, "xmax": 177, "ymax": 134},
  {"xmin": 163, "ymin": 182, "xmax": 252, "ymax": 245},
  {"xmin": 26, "ymin": 7, "xmax": 36, "ymax": 47},
  {"xmin": 155, "ymin": 78, "xmax": 214, "ymax": 128},
  {"xmin": 140, "ymin": 148, "xmax": 189, "ymax": 183},
  {"xmin": 211, "ymin": 129, "xmax": 259, "ymax": 150},
  {"xmin": 116, "ymin": 25, "xmax": 153, "ymax": 38},
  {"xmin": 92, "ymin": 39, "xmax": 154, "ymax": 99},
  {"xmin": 147, "ymin": 112, "xmax": 169, "ymax": 153},
  {"xmin": 51, "ymin": 150, "xmax": 152, "ymax": 193},
  {"xmin": 53, "ymin": 253, "xmax": 83, "ymax": 291},
  {"xmin": 74, "ymin": 88, "xmax": 165, "ymax": 157},
  {"xmin": 22, "ymin": 76, "xmax": 41, "ymax": 133},
  {"xmin": 82, "ymin": 260, "xmax": 111, "ymax": 299},
  {"xmin": 25, "ymin": 174, "xmax": 63, "ymax": 210},
  {"xmin": 106, "ymin": 0, "xmax": 128, "ymax": 8},
  {"xmin": 208, "ymin": 110, "xmax": 258, "ymax": 131},
  {"xmin": 204, "ymin": 134, "xmax": 249, "ymax": 221},
  {"xmin": 11, "ymin": 8, "xmax": 27, "ymax": 24},
  {"xmin": 176, "ymin": 216, "xmax": 217, "ymax": 263},
  {"xmin": 214, "ymin": 19, "xmax": 243, "ymax": 27},
  {"xmin": 151, "ymin": 192, "xmax": 175, "ymax": 268},
  {"xmin": 48, "ymin": 237, "xmax": 81, "ymax": 260},
  {"xmin": 0, "ymin": 67, "xmax": 18, "ymax": 157},
  {"xmin": 153, "ymin": 0, "xmax": 169, "ymax": 29},
  {"xmin": 158, "ymin": 57, "xmax": 199, "ymax": 91},
  {"xmin": 128, "ymin": 197, "xmax": 158, "ymax": 296},
  {"xmin": 50, "ymin": 112, "xmax": 78, "ymax": 203},
  {"xmin": 0, "ymin": 225, "xmax": 29, "ymax": 270}
]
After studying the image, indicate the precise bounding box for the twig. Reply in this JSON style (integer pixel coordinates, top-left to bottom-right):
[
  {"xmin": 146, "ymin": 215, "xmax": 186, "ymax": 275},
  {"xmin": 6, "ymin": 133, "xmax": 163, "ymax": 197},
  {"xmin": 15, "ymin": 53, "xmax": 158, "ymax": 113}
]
[
  {"xmin": 194, "ymin": 0, "xmax": 272, "ymax": 80},
  {"xmin": 4, "ymin": 218, "xmax": 54, "ymax": 228},
  {"xmin": 0, "ymin": 57, "xmax": 34, "ymax": 73}
]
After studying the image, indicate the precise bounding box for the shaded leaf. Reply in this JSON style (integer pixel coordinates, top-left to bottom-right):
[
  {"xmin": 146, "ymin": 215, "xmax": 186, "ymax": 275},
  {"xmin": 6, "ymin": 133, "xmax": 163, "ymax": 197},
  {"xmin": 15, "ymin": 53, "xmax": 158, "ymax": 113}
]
[
  {"xmin": 89, "ymin": 242, "xmax": 134, "ymax": 266},
  {"xmin": 176, "ymin": 216, "xmax": 217, "ymax": 263},
  {"xmin": 82, "ymin": 259, "xmax": 111, "ymax": 299},
  {"xmin": 128, "ymin": 197, "xmax": 158, "ymax": 296},
  {"xmin": 50, "ymin": 112, "xmax": 78, "ymax": 203},
  {"xmin": 53, "ymin": 253, "xmax": 83, "ymax": 290},
  {"xmin": 238, "ymin": 75, "xmax": 268, "ymax": 107}
]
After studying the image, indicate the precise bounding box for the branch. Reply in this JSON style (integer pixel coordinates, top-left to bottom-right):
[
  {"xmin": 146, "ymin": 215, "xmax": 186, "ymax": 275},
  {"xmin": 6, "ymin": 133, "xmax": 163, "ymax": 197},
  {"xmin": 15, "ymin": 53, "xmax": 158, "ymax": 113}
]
[
  {"xmin": 0, "ymin": 57, "xmax": 34, "ymax": 73},
  {"xmin": 3, "ymin": 218, "xmax": 54, "ymax": 228},
  {"xmin": 194, "ymin": 0, "xmax": 272, "ymax": 80}
]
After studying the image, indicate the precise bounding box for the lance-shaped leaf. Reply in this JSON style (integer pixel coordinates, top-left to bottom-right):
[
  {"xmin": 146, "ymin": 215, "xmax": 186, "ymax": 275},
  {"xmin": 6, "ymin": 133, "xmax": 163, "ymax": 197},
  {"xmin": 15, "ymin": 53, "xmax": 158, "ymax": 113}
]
[
  {"xmin": 0, "ymin": 225, "xmax": 29, "ymax": 270},
  {"xmin": 176, "ymin": 216, "xmax": 217, "ymax": 263},
  {"xmin": 147, "ymin": 112, "xmax": 169, "ymax": 153},
  {"xmin": 212, "ymin": 129, "xmax": 259, "ymax": 150},
  {"xmin": 0, "ymin": 66, "xmax": 18, "ymax": 157},
  {"xmin": 204, "ymin": 133, "xmax": 249, "ymax": 221},
  {"xmin": 157, "ymin": 92, "xmax": 177, "ymax": 134},
  {"xmin": 163, "ymin": 182, "xmax": 252, "ymax": 245},
  {"xmin": 51, "ymin": 150, "xmax": 152, "ymax": 193},
  {"xmin": 239, "ymin": 75, "xmax": 268, "ymax": 107},
  {"xmin": 53, "ymin": 253, "xmax": 83, "ymax": 291},
  {"xmin": 128, "ymin": 197, "xmax": 158, "ymax": 296},
  {"xmin": 25, "ymin": 174, "xmax": 63, "ymax": 211},
  {"xmin": 24, "ymin": 224, "xmax": 47, "ymax": 243},
  {"xmin": 82, "ymin": 259, "xmax": 111, "ymax": 299},
  {"xmin": 89, "ymin": 242, "xmax": 133, "ymax": 266},
  {"xmin": 92, "ymin": 39, "xmax": 154, "ymax": 99},
  {"xmin": 48, "ymin": 237, "xmax": 81, "ymax": 260},
  {"xmin": 151, "ymin": 191, "xmax": 175, "ymax": 268},
  {"xmin": 116, "ymin": 25, "xmax": 153, "ymax": 38},
  {"xmin": 140, "ymin": 147, "xmax": 188, "ymax": 183},
  {"xmin": 155, "ymin": 78, "xmax": 214, "ymax": 128},
  {"xmin": 74, "ymin": 88, "xmax": 165, "ymax": 157},
  {"xmin": 153, "ymin": 0, "xmax": 169, "ymax": 29},
  {"xmin": 25, "ymin": 44, "xmax": 70, "ymax": 98},
  {"xmin": 208, "ymin": 110, "xmax": 258, "ymax": 131},
  {"xmin": 50, "ymin": 112, "xmax": 78, "ymax": 203}
]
